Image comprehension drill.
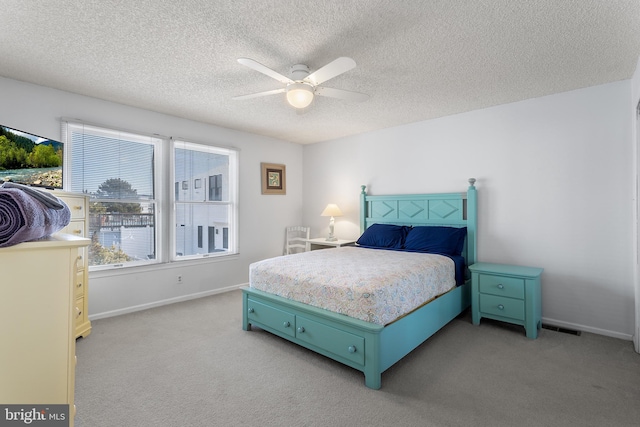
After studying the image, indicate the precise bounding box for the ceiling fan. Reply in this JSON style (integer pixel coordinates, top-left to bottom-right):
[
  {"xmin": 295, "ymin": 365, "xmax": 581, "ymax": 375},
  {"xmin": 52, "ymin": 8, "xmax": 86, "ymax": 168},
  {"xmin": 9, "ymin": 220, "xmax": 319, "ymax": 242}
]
[{"xmin": 233, "ymin": 57, "xmax": 369, "ymax": 109}]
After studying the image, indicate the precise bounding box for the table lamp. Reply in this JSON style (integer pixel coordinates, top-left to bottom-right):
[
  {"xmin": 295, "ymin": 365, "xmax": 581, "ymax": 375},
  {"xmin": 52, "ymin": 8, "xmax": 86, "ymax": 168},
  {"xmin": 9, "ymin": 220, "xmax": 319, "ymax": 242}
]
[{"xmin": 321, "ymin": 204, "xmax": 343, "ymax": 241}]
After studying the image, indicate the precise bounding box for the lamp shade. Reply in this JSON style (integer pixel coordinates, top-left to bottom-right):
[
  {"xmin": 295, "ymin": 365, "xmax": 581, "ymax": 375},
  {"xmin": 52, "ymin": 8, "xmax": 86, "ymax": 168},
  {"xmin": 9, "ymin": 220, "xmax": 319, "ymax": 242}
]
[
  {"xmin": 321, "ymin": 204, "xmax": 343, "ymax": 217},
  {"xmin": 286, "ymin": 82, "xmax": 314, "ymax": 108}
]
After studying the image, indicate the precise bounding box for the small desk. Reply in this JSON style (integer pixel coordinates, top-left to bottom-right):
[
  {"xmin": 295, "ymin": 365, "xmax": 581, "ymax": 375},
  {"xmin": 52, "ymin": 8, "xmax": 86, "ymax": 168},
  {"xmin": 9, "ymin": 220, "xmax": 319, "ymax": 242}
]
[{"xmin": 305, "ymin": 237, "xmax": 357, "ymax": 250}]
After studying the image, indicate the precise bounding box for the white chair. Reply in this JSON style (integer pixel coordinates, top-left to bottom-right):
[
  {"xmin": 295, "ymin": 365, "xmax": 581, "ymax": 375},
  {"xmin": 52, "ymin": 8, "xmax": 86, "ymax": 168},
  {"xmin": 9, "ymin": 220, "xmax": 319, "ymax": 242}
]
[{"xmin": 285, "ymin": 226, "xmax": 310, "ymax": 255}]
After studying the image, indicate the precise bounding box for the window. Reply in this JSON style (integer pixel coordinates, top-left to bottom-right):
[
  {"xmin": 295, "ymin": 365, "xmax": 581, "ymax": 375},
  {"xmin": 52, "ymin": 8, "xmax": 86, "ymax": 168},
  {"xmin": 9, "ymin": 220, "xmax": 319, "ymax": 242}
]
[
  {"xmin": 172, "ymin": 139, "xmax": 238, "ymax": 260},
  {"xmin": 208, "ymin": 226, "xmax": 216, "ymax": 252},
  {"xmin": 209, "ymin": 174, "xmax": 222, "ymax": 201},
  {"xmin": 63, "ymin": 121, "xmax": 238, "ymax": 269},
  {"xmin": 63, "ymin": 121, "xmax": 162, "ymax": 269}
]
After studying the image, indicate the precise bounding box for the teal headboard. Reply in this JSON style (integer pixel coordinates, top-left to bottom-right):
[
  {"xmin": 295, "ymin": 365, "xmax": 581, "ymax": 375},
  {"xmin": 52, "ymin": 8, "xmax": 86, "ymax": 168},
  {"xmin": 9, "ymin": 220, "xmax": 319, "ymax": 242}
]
[{"xmin": 359, "ymin": 178, "xmax": 477, "ymax": 266}]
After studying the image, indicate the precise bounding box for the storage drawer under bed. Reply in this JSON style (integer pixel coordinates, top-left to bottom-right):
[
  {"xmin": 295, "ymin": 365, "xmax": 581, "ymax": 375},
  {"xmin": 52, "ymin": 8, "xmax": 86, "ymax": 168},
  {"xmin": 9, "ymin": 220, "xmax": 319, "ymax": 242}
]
[
  {"xmin": 246, "ymin": 296, "xmax": 365, "ymax": 366},
  {"xmin": 296, "ymin": 315, "xmax": 365, "ymax": 365},
  {"xmin": 247, "ymin": 298, "xmax": 296, "ymax": 338}
]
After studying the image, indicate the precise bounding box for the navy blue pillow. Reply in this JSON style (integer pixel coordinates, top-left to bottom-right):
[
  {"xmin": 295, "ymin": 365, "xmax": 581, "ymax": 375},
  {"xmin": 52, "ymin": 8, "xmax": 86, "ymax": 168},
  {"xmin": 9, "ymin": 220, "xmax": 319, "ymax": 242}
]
[
  {"xmin": 403, "ymin": 226, "xmax": 467, "ymax": 256},
  {"xmin": 356, "ymin": 224, "xmax": 410, "ymax": 249}
]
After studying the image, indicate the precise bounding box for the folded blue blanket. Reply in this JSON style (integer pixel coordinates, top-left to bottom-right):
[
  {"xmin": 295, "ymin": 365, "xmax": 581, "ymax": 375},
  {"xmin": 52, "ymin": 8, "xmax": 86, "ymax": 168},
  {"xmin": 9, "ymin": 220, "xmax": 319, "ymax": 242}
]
[{"xmin": 0, "ymin": 184, "xmax": 71, "ymax": 248}]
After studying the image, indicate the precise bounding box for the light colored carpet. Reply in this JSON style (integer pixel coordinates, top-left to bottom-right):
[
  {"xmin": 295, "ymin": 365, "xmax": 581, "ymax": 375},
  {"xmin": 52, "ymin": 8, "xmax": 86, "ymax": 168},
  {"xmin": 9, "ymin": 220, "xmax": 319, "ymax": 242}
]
[{"xmin": 75, "ymin": 289, "xmax": 640, "ymax": 427}]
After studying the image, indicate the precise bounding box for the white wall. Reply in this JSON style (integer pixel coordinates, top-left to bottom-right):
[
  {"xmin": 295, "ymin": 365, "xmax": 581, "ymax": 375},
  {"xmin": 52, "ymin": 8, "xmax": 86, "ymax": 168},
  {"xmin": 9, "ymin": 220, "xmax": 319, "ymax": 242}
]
[
  {"xmin": 0, "ymin": 76, "xmax": 303, "ymax": 318},
  {"xmin": 303, "ymin": 80, "xmax": 635, "ymax": 340},
  {"xmin": 631, "ymin": 55, "xmax": 640, "ymax": 352}
]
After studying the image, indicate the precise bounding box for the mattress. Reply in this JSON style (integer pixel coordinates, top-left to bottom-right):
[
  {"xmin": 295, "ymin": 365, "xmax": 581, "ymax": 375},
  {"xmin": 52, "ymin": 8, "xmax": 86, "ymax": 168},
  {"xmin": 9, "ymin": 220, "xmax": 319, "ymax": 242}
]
[{"xmin": 249, "ymin": 246, "xmax": 456, "ymax": 325}]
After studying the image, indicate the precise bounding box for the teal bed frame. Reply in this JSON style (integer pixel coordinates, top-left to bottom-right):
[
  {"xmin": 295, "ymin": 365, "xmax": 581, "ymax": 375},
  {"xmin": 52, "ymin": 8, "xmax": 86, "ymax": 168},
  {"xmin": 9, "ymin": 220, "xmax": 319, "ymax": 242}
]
[{"xmin": 242, "ymin": 179, "xmax": 477, "ymax": 389}]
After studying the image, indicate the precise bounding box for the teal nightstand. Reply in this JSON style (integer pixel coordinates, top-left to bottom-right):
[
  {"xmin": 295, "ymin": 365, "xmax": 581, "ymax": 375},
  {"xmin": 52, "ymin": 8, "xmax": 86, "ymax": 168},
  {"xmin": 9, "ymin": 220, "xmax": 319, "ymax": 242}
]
[{"xmin": 469, "ymin": 262, "xmax": 543, "ymax": 339}]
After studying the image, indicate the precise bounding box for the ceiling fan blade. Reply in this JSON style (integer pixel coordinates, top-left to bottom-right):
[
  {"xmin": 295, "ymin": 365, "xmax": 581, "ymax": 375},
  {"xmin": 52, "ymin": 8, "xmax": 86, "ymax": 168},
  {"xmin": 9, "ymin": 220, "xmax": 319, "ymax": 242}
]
[
  {"xmin": 237, "ymin": 58, "xmax": 293, "ymax": 84},
  {"xmin": 304, "ymin": 57, "xmax": 356, "ymax": 86},
  {"xmin": 232, "ymin": 88, "xmax": 285, "ymax": 101},
  {"xmin": 315, "ymin": 86, "xmax": 369, "ymax": 102}
]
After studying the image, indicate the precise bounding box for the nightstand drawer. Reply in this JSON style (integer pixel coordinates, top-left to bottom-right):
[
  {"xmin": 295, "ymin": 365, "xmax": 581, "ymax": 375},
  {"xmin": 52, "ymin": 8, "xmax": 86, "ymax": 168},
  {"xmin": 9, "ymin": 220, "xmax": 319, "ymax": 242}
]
[
  {"xmin": 479, "ymin": 294, "xmax": 525, "ymax": 321},
  {"xmin": 478, "ymin": 274, "xmax": 524, "ymax": 299}
]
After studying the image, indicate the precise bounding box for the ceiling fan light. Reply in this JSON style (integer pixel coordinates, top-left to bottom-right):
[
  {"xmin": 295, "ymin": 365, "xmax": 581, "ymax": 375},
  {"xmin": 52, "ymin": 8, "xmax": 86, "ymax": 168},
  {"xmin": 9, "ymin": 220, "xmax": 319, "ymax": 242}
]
[{"xmin": 286, "ymin": 82, "xmax": 314, "ymax": 108}]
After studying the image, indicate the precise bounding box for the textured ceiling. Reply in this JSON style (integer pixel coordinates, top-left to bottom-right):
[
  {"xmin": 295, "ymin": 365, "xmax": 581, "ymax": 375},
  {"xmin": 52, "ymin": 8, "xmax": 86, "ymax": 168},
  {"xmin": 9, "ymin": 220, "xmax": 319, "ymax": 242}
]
[{"xmin": 1, "ymin": 0, "xmax": 639, "ymax": 144}]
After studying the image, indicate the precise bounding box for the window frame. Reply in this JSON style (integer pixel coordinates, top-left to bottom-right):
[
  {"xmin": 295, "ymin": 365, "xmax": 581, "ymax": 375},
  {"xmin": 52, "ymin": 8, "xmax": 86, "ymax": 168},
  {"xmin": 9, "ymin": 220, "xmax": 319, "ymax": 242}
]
[
  {"xmin": 62, "ymin": 120, "xmax": 164, "ymax": 271},
  {"xmin": 63, "ymin": 121, "xmax": 239, "ymax": 270},
  {"xmin": 170, "ymin": 138, "xmax": 239, "ymax": 262}
]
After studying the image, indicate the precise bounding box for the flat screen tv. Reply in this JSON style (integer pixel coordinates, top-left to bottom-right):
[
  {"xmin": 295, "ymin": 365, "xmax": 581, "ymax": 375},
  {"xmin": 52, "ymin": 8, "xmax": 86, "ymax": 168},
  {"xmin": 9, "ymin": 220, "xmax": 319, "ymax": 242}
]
[{"xmin": 0, "ymin": 124, "xmax": 63, "ymax": 189}]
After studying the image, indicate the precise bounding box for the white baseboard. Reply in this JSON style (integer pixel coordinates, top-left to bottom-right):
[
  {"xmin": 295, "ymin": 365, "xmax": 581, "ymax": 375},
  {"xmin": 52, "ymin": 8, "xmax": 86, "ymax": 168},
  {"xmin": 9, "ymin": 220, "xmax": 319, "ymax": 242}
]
[
  {"xmin": 542, "ymin": 316, "xmax": 634, "ymax": 341},
  {"xmin": 89, "ymin": 283, "xmax": 247, "ymax": 321}
]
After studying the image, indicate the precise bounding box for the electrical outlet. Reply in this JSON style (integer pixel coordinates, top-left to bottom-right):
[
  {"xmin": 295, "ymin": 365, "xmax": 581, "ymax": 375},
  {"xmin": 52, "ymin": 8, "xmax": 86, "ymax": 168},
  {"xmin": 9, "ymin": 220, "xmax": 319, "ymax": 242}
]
[{"xmin": 177, "ymin": 275, "xmax": 183, "ymax": 284}]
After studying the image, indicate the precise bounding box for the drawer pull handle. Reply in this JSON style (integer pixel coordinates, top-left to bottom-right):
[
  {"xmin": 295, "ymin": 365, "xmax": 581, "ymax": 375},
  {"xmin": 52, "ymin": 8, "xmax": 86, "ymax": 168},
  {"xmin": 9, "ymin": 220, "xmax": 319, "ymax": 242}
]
[
  {"xmin": 297, "ymin": 326, "xmax": 305, "ymax": 333},
  {"xmin": 498, "ymin": 304, "xmax": 505, "ymax": 310},
  {"xmin": 348, "ymin": 345, "xmax": 357, "ymax": 353},
  {"xmin": 497, "ymin": 284, "xmax": 504, "ymax": 290},
  {"xmin": 248, "ymin": 308, "xmax": 254, "ymax": 313},
  {"xmin": 283, "ymin": 321, "xmax": 290, "ymax": 328}
]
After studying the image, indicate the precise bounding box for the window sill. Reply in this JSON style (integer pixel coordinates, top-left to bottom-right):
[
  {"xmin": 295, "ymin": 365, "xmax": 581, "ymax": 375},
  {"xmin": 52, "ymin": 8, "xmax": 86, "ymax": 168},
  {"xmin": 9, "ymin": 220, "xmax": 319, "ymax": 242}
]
[{"xmin": 89, "ymin": 252, "xmax": 240, "ymax": 278}]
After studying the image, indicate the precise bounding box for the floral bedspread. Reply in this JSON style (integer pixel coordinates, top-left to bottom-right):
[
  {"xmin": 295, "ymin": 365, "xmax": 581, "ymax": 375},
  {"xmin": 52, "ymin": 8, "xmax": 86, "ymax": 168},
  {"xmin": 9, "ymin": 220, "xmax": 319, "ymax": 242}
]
[{"xmin": 249, "ymin": 246, "xmax": 456, "ymax": 325}]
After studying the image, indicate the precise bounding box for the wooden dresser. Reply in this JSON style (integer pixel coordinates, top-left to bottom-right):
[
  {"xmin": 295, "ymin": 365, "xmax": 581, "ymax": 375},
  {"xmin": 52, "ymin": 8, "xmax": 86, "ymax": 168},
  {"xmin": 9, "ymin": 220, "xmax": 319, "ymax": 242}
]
[
  {"xmin": 0, "ymin": 234, "xmax": 89, "ymax": 426},
  {"xmin": 55, "ymin": 191, "xmax": 92, "ymax": 339}
]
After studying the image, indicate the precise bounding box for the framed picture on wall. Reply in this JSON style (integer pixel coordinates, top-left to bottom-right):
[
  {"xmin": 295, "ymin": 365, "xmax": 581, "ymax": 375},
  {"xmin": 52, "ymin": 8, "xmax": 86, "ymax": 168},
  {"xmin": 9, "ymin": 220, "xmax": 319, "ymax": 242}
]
[{"xmin": 261, "ymin": 162, "xmax": 286, "ymax": 195}]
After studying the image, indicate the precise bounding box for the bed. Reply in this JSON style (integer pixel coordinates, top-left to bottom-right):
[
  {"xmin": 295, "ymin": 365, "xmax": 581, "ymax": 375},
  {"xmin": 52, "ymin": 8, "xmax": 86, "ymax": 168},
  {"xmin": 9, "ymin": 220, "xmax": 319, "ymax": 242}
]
[{"xmin": 242, "ymin": 179, "xmax": 477, "ymax": 389}]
